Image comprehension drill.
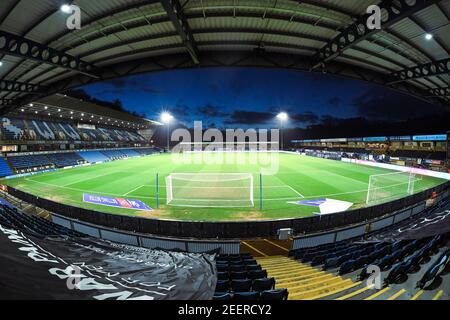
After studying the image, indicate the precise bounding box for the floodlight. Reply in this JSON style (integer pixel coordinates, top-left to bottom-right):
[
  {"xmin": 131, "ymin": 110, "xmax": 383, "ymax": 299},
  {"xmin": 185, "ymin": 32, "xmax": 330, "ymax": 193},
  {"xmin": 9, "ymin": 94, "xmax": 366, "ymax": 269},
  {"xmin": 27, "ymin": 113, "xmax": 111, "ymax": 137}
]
[
  {"xmin": 277, "ymin": 112, "xmax": 288, "ymax": 121},
  {"xmin": 161, "ymin": 112, "xmax": 174, "ymax": 124},
  {"xmin": 60, "ymin": 4, "xmax": 72, "ymax": 13}
]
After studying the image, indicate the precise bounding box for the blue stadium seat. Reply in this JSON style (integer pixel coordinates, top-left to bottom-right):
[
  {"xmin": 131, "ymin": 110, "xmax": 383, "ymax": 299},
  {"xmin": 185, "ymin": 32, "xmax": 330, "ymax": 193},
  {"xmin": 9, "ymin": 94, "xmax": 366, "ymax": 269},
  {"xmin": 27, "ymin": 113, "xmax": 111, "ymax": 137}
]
[
  {"xmin": 212, "ymin": 292, "xmax": 232, "ymax": 300},
  {"xmin": 46, "ymin": 152, "xmax": 84, "ymax": 168},
  {"xmin": 260, "ymin": 289, "xmax": 288, "ymax": 300},
  {"xmin": 230, "ymin": 271, "xmax": 247, "ymax": 280},
  {"xmin": 101, "ymin": 150, "xmax": 126, "ymax": 160},
  {"xmin": 248, "ymin": 270, "xmax": 267, "ymax": 280},
  {"xmin": 252, "ymin": 278, "xmax": 275, "ymax": 292},
  {"xmin": 232, "ymin": 292, "xmax": 259, "ymax": 300},
  {"xmin": 246, "ymin": 264, "xmax": 262, "ymax": 271},
  {"xmin": 120, "ymin": 149, "xmax": 141, "ymax": 157},
  {"xmin": 231, "ymin": 279, "xmax": 252, "ymax": 292},
  {"xmin": 77, "ymin": 151, "xmax": 109, "ymax": 163},
  {"xmin": 217, "ymin": 272, "xmax": 229, "ymax": 281},
  {"xmin": 8, "ymin": 155, "xmax": 53, "ymax": 170},
  {"xmin": 0, "ymin": 158, "xmax": 13, "ymax": 177},
  {"xmin": 215, "ymin": 280, "xmax": 230, "ymax": 292},
  {"xmin": 417, "ymin": 248, "xmax": 450, "ymax": 289}
]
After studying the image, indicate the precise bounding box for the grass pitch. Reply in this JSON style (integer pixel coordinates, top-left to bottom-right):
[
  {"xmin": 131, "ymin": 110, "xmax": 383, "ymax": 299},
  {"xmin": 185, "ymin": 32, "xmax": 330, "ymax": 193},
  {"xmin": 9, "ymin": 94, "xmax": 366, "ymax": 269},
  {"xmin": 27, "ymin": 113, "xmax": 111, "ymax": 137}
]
[{"xmin": 1, "ymin": 152, "xmax": 445, "ymax": 221}]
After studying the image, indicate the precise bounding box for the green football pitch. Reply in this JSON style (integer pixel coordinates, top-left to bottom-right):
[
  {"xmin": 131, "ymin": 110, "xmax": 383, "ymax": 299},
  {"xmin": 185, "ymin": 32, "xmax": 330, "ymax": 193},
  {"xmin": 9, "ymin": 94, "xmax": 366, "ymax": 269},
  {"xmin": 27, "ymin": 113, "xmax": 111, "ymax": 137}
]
[{"xmin": 0, "ymin": 152, "xmax": 446, "ymax": 221}]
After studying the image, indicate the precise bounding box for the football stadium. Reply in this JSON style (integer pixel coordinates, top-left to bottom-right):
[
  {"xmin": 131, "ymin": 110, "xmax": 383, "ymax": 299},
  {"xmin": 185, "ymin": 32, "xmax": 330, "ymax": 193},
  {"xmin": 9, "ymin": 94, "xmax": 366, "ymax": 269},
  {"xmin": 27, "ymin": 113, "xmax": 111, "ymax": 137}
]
[{"xmin": 0, "ymin": 0, "xmax": 450, "ymax": 306}]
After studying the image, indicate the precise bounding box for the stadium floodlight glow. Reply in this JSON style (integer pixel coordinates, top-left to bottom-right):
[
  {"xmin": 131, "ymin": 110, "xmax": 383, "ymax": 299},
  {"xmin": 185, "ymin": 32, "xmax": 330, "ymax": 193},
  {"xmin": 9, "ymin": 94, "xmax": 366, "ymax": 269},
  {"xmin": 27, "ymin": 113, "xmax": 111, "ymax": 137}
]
[
  {"xmin": 60, "ymin": 4, "xmax": 72, "ymax": 13},
  {"xmin": 425, "ymin": 33, "xmax": 433, "ymax": 40},
  {"xmin": 0, "ymin": 61, "xmax": 3, "ymax": 67},
  {"xmin": 276, "ymin": 112, "xmax": 288, "ymax": 150},
  {"xmin": 161, "ymin": 112, "xmax": 174, "ymax": 151},
  {"xmin": 276, "ymin": 112, "xmax": 288, "ymax": 121},
  {"xmin": 161, "ymin": 112, "xmax": 174, "ymax": 124}
]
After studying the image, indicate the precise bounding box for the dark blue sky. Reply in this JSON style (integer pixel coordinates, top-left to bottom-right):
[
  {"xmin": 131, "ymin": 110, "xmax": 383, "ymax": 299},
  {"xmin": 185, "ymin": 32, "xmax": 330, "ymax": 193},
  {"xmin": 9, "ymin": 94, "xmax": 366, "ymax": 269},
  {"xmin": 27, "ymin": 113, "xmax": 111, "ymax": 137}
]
[{"xmin": 81, "ymin": 67, "xmax": 442, "ymax": 129}]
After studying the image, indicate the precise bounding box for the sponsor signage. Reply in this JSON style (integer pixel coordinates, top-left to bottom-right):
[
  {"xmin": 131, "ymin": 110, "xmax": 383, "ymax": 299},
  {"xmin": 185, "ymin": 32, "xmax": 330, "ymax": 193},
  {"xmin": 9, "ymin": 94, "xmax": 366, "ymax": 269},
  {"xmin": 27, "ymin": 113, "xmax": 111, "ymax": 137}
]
[
  {"xmin": 83, "ymin": 193, "xmax": 152, "ymax": 211},
  {"xmin": 412, "ymin": 134, "xmax": 447, "ymax": 141},
  {"xmin": 389, "ymin": 136, "xmax": 412, "ymax": 141},
  {"xmin": 363, "ymin": 136, "xmax": 387, "ymax": 142},
  {"xmin": 320, "ymin": 138, "xmax": 347, "ymax": 143}
]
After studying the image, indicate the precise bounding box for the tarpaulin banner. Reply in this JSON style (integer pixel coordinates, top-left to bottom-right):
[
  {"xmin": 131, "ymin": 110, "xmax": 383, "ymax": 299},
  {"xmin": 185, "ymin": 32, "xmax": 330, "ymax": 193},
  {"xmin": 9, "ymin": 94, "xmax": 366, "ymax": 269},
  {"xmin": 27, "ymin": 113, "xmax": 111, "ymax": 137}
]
[
  {"xmin": 0, "ymin": 223, "xmax": 217, "ymax": 300},
  {"xmin": 367, "ymin": 210, "xmax": 450, "ymax": 241},
  {"xmin": 83, "ymin": 193, "xmax": 152, "ymax": 211}
]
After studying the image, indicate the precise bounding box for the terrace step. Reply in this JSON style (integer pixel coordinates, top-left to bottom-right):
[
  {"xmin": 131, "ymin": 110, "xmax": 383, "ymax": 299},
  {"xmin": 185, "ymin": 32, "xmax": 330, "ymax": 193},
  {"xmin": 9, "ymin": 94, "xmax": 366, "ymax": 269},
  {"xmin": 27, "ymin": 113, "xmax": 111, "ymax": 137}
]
[{"xmin": 257, "ymin": 256, "xmax": 360, "ymax": 300}]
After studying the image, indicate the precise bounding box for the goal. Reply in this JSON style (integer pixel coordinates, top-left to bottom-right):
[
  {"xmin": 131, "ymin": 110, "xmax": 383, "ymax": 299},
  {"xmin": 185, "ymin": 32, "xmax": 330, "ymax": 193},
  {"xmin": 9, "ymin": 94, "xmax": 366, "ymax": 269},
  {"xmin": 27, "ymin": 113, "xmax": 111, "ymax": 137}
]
[
  {"xmin": 366, "ymin": 171, "xmax": 419, "ymax": 205},
  {"xmin": 165, "ymin": 173, "xmax": 254, "ymax": 207},
  {"xmin": 176, "ymin": 141, "xmax": 280, "ymax": 152}
]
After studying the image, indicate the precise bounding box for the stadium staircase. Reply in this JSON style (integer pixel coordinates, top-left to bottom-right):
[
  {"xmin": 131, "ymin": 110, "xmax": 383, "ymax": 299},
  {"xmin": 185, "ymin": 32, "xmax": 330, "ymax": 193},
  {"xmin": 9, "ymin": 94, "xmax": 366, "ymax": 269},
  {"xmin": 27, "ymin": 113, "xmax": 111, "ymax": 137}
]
[{"xmin": 256, "ymin": 256, "xmax": 360, "ymax": 300}]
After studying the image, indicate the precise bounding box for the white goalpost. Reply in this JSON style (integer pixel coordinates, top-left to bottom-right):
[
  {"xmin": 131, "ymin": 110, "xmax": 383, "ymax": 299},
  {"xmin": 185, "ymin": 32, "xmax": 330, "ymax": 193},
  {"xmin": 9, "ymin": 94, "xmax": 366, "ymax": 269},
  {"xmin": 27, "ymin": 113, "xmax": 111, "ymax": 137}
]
[
  {"xmin": 366, "ymin": 171, "xmax": 421, "ymax": 205},
  {"xmin": 165, "ymin": 173, "xmax": 254, "ymax": 207}
]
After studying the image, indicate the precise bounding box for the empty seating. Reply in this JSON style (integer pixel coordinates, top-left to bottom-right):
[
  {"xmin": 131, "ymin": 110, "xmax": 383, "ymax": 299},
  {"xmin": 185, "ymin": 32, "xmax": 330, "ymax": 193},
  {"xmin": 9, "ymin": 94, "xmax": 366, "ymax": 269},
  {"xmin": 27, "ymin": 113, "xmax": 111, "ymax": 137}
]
[
  {"xmin": 0, "ymin": 117, "xmax": 146, "ymax": 143},
  {"xmin": 214, "ymin": 253, "xmax": 287, "ymax": 300},
  {"xmin": 252, "ymin": 278, "xmax": 275, "ymax": 292},
  {"xmin": 120, "ymin": 149, "xmax": 141, "ymax": 157},
  {"xmin": 231, "ymin": 279, "xmax": 252, "ymax": 292},
  {"xmin": 9, "ymin": 155, "xmax": 53, "ymax": 170},
  {"xmin": 260, "ymin": 289, "xmax": 288, "ymax": 301},
  {"xmin": 46, "ymin": 152, "xmax": 84, "ymax": 168},
  {"xmin": 0, "ymin": 204, "xmax": 85, "ymax": 238},
  {"xmin": 0, "ymin": 157, "xmax": 13, "ymax": 177},
  {"xmin": 77, "ymin": 151, "xmax": 110, "ymax": 163},
  {"xmin": 417, "ymin": 248, "xmax": 450, "ymax": 289},
  {"xmin": 101, "ymin": 150, "xmax": 126, "ymax": 160}
]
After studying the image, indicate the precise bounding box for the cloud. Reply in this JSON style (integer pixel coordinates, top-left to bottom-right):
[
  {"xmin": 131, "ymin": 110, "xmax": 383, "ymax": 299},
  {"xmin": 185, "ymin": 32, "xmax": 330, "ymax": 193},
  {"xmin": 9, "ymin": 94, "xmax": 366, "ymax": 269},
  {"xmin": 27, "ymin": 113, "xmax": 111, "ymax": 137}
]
[
  {"xmin": 225, "ymin": 110, "xmax": 275, "ymax": 125},
  {"xmin": 327, "ymin": 96, "xmax": 341, "ymax": 107},
  {"xmin": 170, "ymin": 103, "xmax": 191, "ymax": 117},
  {"xmin": 352, "ymin": 87, "xmax": 443, "ymax": 120},
  {"xmin": 197, "ymin": 104, "xmax": 229, "ymax": 118},
  {"xmin": 291, "ymin": 112, "xmax": 320, "ymax": 124},
  {"xmin": 103, "ymin": 78, "xmax": 163, "ymax": 94}
]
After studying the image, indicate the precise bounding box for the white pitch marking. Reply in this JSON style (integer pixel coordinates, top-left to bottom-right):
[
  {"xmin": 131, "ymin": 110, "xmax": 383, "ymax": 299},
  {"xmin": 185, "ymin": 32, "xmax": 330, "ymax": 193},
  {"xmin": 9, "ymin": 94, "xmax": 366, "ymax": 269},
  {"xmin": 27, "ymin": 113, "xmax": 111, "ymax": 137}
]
[
  {"xmin": 123, "ymin": 185, "xmax": 145, "ymax": 196},
  {"xmin": 286, "ymin": 185, "xmax": 305, "ymax": 198}
]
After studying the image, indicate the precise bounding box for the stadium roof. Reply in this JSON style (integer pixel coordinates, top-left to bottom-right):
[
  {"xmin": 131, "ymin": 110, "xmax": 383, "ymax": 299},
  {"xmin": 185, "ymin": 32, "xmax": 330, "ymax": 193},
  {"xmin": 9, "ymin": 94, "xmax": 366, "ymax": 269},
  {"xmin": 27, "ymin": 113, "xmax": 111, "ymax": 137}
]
[
  {"xmin": 0, "ymin": 0, "xmax": 449, "ymax": 114},
  {"xmin": 8, "ymin": 94, "xmax": 160, "ymax": 129}
]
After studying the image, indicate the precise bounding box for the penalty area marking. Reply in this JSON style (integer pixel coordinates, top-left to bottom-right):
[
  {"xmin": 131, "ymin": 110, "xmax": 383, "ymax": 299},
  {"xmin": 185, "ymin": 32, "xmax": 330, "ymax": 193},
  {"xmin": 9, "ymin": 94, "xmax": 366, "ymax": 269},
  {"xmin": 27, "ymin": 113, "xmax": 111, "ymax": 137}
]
[
  {"xmin": 20, "ymin": 175, "xmax": 427, "ymax": 204},
  {"xmin": 123, "ymin": 184, "xmax": 146, "ymax": 196},
  {"xmin": 286, "ymin": 185, "xmax": 304, "ymax": 198}
]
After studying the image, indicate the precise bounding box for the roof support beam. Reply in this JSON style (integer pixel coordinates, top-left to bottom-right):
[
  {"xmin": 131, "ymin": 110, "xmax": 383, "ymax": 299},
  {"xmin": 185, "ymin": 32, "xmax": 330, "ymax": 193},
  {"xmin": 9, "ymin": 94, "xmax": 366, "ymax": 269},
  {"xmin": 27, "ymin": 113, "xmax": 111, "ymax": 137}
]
[
  {"xmin": 312, "ymin": 0, "xmax": 442, "ymax": 69},
  {"xmin": 428, "ymin": 87, "xmax": 450, "ymax": 97},
  {"xmin": 160, "ymin": 0, "xmax": 200, "ymax": 64},
  {"xmin": 388, "ymin": 58, "xmax": 450, "ymax": 85},
  {"xmin": 0, "ymin": 99, "xmax": 14, "ymax": 105},
  {"xmin": 0, "ymin": 30, "xmax": 100, "ymax": 79},
  {"xmin": 0, "ymin": 79, "xmax": 42, "ymax": 93}
]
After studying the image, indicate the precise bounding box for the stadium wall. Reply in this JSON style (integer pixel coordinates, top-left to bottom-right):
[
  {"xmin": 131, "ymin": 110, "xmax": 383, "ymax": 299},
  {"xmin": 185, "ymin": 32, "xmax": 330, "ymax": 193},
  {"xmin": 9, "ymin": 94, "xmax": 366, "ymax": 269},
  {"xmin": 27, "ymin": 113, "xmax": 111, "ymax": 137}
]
[{"xmin": 5, "ymin": 180, "xmax": 450, "ymax": 240}]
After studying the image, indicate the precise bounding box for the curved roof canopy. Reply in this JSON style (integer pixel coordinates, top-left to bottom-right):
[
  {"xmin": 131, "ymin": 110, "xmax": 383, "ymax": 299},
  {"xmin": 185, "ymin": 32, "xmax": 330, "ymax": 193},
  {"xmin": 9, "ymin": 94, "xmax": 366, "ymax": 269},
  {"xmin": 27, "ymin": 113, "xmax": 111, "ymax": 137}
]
[{"xmin": 0, "ymin": 0, "xmax": 449, "ymax": 114}]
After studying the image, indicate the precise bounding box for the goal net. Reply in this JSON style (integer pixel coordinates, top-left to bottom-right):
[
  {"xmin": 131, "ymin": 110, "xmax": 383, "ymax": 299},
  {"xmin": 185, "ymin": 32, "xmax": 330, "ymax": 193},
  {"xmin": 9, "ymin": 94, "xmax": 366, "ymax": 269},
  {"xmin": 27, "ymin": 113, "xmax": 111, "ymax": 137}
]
[
  {"xmin": 165, "ymin": 173, "xmax": 254, "ymax": 207},
  {"xmin": 366, "ymin": 171, "xmax": 419, "ymax": 205},
  {"xmin": 176, "ymin": 141, "xmax": 280, "ymax": 152}
]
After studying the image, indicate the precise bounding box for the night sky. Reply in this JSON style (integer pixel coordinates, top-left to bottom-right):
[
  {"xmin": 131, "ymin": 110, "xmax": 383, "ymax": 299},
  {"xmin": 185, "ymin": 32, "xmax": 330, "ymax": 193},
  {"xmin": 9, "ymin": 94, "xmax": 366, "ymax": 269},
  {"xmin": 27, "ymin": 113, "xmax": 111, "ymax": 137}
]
[{"xmin": 81, "ymin": 67, "xmax": 446, "ymax": 131}]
